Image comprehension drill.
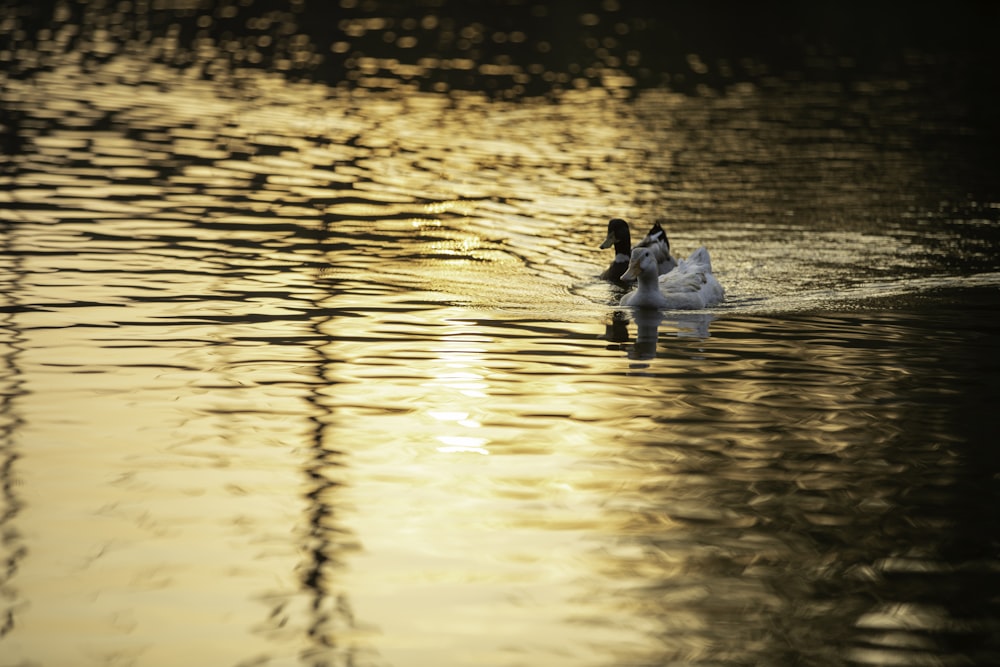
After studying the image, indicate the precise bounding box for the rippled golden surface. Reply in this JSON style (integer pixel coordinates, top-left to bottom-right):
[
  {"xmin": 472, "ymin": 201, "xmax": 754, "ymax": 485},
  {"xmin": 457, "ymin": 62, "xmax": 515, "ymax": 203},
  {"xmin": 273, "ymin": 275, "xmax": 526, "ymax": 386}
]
[{"xmin": 1, "ymin": 50, "xmax": 999, "ymax": 667}]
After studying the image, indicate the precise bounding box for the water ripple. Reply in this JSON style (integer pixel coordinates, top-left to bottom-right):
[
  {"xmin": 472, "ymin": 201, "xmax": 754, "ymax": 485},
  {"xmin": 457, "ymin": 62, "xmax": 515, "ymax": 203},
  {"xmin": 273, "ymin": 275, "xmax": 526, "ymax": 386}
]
[{"xmin": 1, "ymin": 30, "xmax": 999, "ymax": 667}]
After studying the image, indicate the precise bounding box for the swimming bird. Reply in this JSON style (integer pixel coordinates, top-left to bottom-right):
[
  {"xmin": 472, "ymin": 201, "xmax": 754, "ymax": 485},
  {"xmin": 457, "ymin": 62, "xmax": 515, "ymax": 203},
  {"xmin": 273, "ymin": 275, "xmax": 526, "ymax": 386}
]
[
  {"xmin": 619, "ymin": 246, "xmax": 724, "ymax": 309},
  {"xmin": 636, "ymin": 219, "xmax": 678, "ymax": 274},
  {"xmin": 598, "ymin": 218, "xmax": 633, "ymax": 281},
  {"xmin": 599, "ymin": 218, "xmax": 677, "ymax": 280}
]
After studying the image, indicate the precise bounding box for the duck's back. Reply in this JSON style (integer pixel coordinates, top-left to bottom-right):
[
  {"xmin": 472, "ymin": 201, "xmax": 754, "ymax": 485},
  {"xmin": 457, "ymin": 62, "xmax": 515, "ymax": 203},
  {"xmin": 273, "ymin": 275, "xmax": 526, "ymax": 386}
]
[{"xmin": 658, "ymin": 246, "xmax": 724, "ymax": 308}]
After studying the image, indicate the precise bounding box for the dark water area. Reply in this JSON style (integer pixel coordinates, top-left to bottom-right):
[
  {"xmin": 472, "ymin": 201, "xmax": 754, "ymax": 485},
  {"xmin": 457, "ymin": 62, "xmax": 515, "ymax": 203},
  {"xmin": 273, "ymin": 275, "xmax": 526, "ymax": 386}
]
[
  {"xmin": 5, "ymin": 1, "xmax": 1000, "ymax": 89},
  {"xmin": 2, "ymin": 2, "xmax": 1000, "ymax": 666}
]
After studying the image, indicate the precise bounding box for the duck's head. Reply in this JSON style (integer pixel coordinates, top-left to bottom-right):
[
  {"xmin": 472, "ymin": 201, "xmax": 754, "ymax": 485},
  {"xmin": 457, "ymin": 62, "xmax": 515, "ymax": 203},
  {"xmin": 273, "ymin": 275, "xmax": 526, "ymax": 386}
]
[
  {"xmin": 638, "ymin": 219, "xmax": 670, "ymax": 253},
  {"xmin": 621, "ymin": 247, "xmax": 659, "ymax": 281},
  {"xmin": 599, "ymin": 218, "xmax": 631, "ymax": 252}
]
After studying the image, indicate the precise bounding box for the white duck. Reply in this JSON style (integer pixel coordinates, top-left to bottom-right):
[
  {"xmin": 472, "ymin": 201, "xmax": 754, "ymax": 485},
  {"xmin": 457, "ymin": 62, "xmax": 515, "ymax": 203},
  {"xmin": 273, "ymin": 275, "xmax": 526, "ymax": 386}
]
[{"xmin": 619, "ymin": 246, "xmax": 724, "ymax": 309}]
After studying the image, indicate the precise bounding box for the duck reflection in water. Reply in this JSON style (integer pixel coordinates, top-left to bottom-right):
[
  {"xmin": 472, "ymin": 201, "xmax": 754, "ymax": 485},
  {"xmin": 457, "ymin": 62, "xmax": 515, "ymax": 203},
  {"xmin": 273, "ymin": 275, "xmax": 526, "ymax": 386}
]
[
  {"xmin": 629, "ymin": 308, "xmax": 665, "ymax": 360},
  {"xmin": 602, "ymin": 309, "xmax": 715, "ymax": 360}
]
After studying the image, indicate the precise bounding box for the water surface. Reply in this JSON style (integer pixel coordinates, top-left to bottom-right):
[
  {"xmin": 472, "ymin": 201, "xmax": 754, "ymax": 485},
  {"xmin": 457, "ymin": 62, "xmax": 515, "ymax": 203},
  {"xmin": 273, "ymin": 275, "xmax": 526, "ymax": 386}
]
[{"xmin": 2, "ymin": 3, "xmax": 1000, "ymax": 666}]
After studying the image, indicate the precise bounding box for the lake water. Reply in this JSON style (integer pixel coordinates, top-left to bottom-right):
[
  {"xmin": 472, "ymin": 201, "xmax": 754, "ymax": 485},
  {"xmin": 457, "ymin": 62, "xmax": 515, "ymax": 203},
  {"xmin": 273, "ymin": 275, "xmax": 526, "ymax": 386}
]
[{"xmin": 2, "ymin": 2, "xmax": 1000, "ymax": 666}]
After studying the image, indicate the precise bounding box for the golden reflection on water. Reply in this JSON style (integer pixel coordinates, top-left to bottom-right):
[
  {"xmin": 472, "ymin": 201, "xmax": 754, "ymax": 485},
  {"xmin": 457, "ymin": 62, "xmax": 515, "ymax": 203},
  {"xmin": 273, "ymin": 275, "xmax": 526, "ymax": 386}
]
[{"xmin": 322, "ymin": 320, "xmax": 636, "ymax": 665}]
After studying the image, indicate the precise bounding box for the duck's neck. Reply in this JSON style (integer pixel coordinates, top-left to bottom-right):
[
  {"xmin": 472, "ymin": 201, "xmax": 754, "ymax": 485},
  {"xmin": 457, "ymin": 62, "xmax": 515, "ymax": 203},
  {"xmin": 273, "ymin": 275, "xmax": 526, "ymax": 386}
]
[
  {"xmin": 614, "ymin": 237, "xmax": 631, "ymax": 262},
  {"xmin": 635, "ymin": 267, "xmax": 661, "ymax": 295}
]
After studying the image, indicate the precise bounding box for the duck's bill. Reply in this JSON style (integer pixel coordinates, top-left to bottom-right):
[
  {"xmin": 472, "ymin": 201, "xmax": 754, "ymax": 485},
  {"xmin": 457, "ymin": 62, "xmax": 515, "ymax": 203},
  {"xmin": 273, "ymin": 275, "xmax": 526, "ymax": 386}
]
[
  {"xmin": 599, "ymin": 230, "xmax": 616, "ymax": 249},
  {"xmin": 621, "ymin": 262, "xmax": 641, "ymax": 280}
]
